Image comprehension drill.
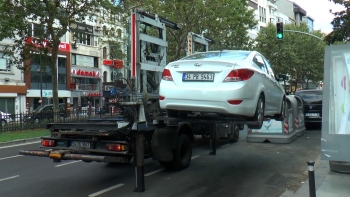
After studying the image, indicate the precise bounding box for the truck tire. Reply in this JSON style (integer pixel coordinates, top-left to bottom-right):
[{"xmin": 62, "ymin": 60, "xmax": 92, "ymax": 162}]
[
  {"xmin": 228, "ymin": 125, "xmax": 239, "ymax": 143},
  {"xmin": 159, "ymin": 134, "xmax": 192, "ymax": 170}
]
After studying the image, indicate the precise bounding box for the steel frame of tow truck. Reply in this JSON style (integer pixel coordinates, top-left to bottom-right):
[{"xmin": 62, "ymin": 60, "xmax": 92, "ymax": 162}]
[{"xmin": 153, "ymin": 115, "xmax": 261, "ymax": 155}]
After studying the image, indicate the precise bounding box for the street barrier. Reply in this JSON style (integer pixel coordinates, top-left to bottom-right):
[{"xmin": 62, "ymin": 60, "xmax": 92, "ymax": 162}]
[
  {"xmin": 293, "ymin": 95, "xmax": 306, "ymax": 136},
  {"xmin": 246, "ymin": 96, "xmax": 299, "ymax": 144}
]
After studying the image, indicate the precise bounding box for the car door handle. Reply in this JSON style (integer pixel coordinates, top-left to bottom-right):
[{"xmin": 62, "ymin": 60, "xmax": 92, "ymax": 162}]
[{"xmin": 262, "ymin": 74, "xmax": 266, "ymax": 78}]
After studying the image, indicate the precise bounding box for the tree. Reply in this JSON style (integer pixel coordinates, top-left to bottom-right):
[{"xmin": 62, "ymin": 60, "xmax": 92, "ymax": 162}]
[
  {"xmin": 254, "ymin": 23, "xmax": 326, "ymax": 88},
  {"xmin": 324, "ymin": 0, "xmax": 349, "ymax": 44},
  {"xmin": 0, "ymin": 0, "xmax": 122, "ymax": 118},
  {"xmin": 138, "ymin": 0, "xmax": 257, "ymax": 62}
]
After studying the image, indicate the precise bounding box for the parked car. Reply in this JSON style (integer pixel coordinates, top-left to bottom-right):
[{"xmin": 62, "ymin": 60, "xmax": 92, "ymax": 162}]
[
  {"xmin": 159, "ymin": 50, "xmax": 286, "ymax": 129},
  {"xmin": 0, "ymin": 111, "xmax": 12, "ymax": 124},
  {"xmin": 295, "ymin": 89, "xmax": 323, "ymax": 129},
  {"xmin": 24, "ymin": 103, "xmax": 66, "ymax": 123}
]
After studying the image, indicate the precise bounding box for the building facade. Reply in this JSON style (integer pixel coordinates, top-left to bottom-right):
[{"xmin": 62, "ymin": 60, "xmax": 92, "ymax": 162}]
[{"xmin": 0, "ymin": 38, "xmax": 27, "ymax": 114}]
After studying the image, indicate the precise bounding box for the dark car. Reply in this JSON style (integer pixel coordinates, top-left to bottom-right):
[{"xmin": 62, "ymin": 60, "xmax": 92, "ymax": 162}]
[
  {"xmin": 24, "ymin": 103, "xmax": 66, "ymax": 123},
  {"xmin": 295, "ymin": 89, "xmax": 323, "ymax": 129}
]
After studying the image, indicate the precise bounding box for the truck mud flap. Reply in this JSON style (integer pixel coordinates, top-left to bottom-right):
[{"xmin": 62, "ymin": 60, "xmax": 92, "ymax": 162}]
[{"xmin": 19, "ymin": 150, "xmax": 129, "ymax": 163}]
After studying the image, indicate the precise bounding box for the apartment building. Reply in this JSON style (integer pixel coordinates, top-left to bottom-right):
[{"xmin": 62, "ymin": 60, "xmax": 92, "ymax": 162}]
[{"xmin": 0, "ymin": 39, "xmax": 27, "ymax": 114}]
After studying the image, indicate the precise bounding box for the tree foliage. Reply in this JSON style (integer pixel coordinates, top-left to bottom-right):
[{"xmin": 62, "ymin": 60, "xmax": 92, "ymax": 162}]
[
  {"xmin": 254, "ymin": 23, "xmax": 326, "ymax": 87},
  {"xmin": 0, "ymin": 0, "xmax": 122, "ymax": 115},
  {"xmin": 139, "ymin": 0, "xmax": 257, "ymax": 62},
  {"xmin": 325, "ymin": 0, "xmax": 349, "ymax": 44}
]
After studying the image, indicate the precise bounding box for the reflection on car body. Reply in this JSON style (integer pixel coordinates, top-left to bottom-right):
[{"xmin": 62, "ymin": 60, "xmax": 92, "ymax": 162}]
[{"xmin": 159, "ymin": 50, "xmax": 286, "ymax": 129}]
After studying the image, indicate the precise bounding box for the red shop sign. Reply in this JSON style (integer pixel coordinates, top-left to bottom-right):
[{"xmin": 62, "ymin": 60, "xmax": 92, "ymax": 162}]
[
  {"xmin": 71, "ymin": 68, "xmax": 101, "ymax": 77},
  {"xmin": 103, "ymin": 59, "xmax": 123, "ymax": 69},
  {"xmin": 83, "ymin": 92, "xmax": 101, "ymax": 97},
  {"xmin": 26, "ymin": 37, "xmax": 70, "ymax": 52}
]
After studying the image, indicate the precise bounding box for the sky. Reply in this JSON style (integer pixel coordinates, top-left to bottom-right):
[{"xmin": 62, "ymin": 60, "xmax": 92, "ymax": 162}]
[{"xmin": 290, "ymin": 0, "xmax": 346, "ymax": 33}]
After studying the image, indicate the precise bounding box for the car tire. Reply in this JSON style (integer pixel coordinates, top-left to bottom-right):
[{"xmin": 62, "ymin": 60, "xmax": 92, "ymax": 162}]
[
  {"xmin": 159, "ymin": 134, "xmax": 192, "ymax": 170},
  {"xmin": 248, "ymin": 95, "xmax": 265, "ymax": 129},
  {"xmin": 228, "ymin": 125, "xmax": 239, "ymax": 143},
  {"xmin": 274, "ymin": 97, "xmax": 286, "ymax": 121},
  {"xmin": 1, "ymin": 119, "xmax": 7, "ymax": 125}
]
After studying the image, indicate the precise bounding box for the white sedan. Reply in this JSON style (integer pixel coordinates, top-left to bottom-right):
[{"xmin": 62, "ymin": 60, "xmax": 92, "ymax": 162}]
[{"xmin": 159, "ymin": 50, "xmax": 286, "ymax": 129}]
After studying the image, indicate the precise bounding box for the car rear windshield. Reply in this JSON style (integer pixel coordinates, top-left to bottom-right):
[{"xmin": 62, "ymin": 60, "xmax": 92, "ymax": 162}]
[
  {"xmin": 295, "ymin": 91, "xmax": 323, "ymax": 103},
  {"xmin": 181, "ymin": 51, "xmax": 250, "ymax": 61}
]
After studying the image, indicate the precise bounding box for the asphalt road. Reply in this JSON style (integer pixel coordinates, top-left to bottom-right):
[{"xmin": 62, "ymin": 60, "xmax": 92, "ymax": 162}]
[{"xmin": 0, "ymin": 129, "xmax": 321, "ymax": 197}]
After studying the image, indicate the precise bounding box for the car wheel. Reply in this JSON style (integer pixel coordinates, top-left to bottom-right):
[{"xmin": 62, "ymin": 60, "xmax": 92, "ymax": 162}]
[
  {"xmin": 1, "ymin": 120, "xmax": 7, "ymax": 125},
  {"xmin": 249, "ymin": 95, "xmax": 265, "ymax": 129},
  {"xmin": 159, "ymin": 134, "xmax": 192, "ymax": 170},
  {"xmin": 274, "ymin": 97, "xmax": 286, "ymax": 121},
  {"xmin": 228, "ymin": 125, "xmax": 239, "ymax": 143}
]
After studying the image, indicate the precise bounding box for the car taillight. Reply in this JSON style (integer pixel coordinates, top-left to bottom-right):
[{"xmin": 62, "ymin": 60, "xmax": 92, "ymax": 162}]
[
  {"xmin": 159, "ymin": 96, "xmax": 165, "ymax": 100},
  {"xmin": 223, "ymin": 69, "xmax": 254, "ymax": 82},
  {"xmin": 106, "ymin": 144, "xmax": 128, "ymax": 152},
  {"xmin": 227, "ymin": 100, "xmax": 243, "ymax": 105},
  {"xmin": 162, "ymin": 69, "xmax": 173, "ymax": 81},
  {"xmin": 42, "ymin": 140, "xmax": 55, "ymax": 147}
]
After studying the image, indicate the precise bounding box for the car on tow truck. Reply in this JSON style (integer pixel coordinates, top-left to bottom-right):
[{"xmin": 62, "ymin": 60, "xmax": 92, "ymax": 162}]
[{"xmin": 159, "ymin": 50, "xmax": 286, "ymax": 129}]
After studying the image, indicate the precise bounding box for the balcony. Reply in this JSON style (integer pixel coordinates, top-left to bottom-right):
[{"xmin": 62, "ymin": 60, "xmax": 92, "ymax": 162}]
[{"xmin": 268, "ymin": 1, "xmax": 277, "ymax": 10}]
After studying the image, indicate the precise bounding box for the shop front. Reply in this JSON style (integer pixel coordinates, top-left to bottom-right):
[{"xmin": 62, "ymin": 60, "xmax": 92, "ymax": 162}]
[
  {"xmin": 70, "ymin": 66, "xmax": 102, "ymax": 111},
  {"xmin": 26, "ymin": 90, "xmax": 71, "ymax": 112}
]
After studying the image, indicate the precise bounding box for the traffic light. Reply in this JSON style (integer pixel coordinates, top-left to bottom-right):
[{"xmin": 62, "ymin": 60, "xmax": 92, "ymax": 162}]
[{"xmin": 276, "ymin": 22, "xmax": 284, "ymax": 40}]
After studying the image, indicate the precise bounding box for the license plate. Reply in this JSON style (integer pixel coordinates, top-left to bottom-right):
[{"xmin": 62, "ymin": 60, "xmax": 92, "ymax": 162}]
[
  {"xmin": 182, "ymin": 73, "xmax": 214, "ymax": 81},
  {"xmin": 70, "ymin": 141, "xmax": 91, "ymax": 148},
  {"xmin": 305, "ymin": 113, "xmax": 319, "ymax": 117}
]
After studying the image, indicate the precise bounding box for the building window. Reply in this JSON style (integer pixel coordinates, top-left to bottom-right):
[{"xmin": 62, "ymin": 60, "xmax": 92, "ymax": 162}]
[
  {"xmin": 28, "ymin": 23, "xmax": 51, "ymax": 40},
  {"xmin": 77, "ymin": 32, "xmax": 92, "ymax": 46},
  {"xmin": 58, "ymin": 57, "xmax": 66, "ymax": 68},
  {"xmin": 73, "ymin": 77, "xmax": 100, "ymax": 91},
  {"xmin": 0, "ymin": 52, "xmax": 11, "ymax": 72},
  {"xmin": 103, "ymin": 71, "xmax": 107, "ymax": 82},
  {"xmin": 259, "ymin": 6, "xmax": 266, "ymax": 23},
  {"xmin": 103, "ymin": 47, "xmax": 107, "ymax": 59}
]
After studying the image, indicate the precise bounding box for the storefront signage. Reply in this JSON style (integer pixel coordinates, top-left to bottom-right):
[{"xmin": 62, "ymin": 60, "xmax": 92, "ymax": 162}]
[
  {"xmin": 83, "ymin": 92, "xmax": 101, "ymax": 97},
  {"xmin": 43, "ymin": 91, "xmax": 53, "ymax": 97},
  {"xmin": 103, "ymin": 59, "xmax": 123, "ymax": 69},
  {"xmin": 69, "ymin": 22, "xmax": 93, "ymax": 34},
  {"xmin": 71, "ymin": 68, "xmax": 101, "ymax": 78},
  {"xmin": 26, "ymin": 37, "xmax": 70, "ymax": 52}
]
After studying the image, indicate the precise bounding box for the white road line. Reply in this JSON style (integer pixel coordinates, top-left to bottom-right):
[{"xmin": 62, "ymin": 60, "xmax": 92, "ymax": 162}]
[
  {"xmin": 55, "ymin": 160, "xmax": 81, "ymax": 167},
  {"xmin": 0, "ymin": 175, "xmax": 19, "ymax": 182},
  {"xmin": 145, "ymin": 168, "xmax": 164, "ymax": 177},
  {"xmin": 191, "ymin": 155, "xmax": 200, "ymax": 160},
  {"xmin": 88, "ymin": 184, "xmax": 124, "ymax": 197},
  {"xmin": 0, "ymin": 155, "xmax": 23, "ymax": 161},
  {"xmin": 0, "ymin": 141, "xmax": 41, "ymax": 149},
  {"xmin": 220, "ymin": 144, "xmax": 230, "ymax": 148}
]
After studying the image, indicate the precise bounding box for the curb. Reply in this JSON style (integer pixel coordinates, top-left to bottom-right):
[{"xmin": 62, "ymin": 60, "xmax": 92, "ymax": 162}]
[{"xmin": 0, "ymin": 137, "xmax": 46, "ymax": 147}]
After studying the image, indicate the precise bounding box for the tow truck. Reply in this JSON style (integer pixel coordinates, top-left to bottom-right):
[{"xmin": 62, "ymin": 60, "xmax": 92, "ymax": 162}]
[{"xmin": 19, "ymin": 9, "xmax": 262, "ymax": 192}]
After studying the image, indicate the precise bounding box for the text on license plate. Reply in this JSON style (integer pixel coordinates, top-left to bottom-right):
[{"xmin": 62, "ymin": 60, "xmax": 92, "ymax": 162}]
[
  {"xmin": 182, "ymin": 73, "xmax": 214, "ymax": 81},
  {"xmin": 305, "ymin": 113, "xmax": 319, "ymax": 117},
  {"xmin": 71, "ymin": 141, "xmax": 90, "ymax": 148}
]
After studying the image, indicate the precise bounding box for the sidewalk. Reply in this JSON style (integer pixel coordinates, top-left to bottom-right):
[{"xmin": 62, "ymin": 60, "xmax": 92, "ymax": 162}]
[{"xmin": 280, "ymin": 158, "xmax": 350, "ymax": 197}]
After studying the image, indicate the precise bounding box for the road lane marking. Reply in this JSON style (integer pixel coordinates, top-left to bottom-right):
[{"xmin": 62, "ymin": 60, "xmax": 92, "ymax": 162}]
[
  {"xmin": 145, "ymin": 168, "xmax": 164, "ymax": 176},
  {"xmin": 0, "ymin": 155, "xmax": 23, "ymax": 161},
  {"xmin": 0, "ymin": 141, "xmax": 41, "ymax": 149},
  {"xmin": 55, "ymin": 160, "xmax": 81, "ymax": 167},
  {"xmin": 191, "ymin": 155, "xmax": 200, "ymax": 160},
  {"xmin": 0, "ymin": 175, "xmax": 19, "ymax": 182},
  {"xmin": 88, "ymin": 184, "xmax": 124, "ymax": 197},
  {"xmin": 220, "ymin": 144, "xmax": 230, "ymax": 148}
]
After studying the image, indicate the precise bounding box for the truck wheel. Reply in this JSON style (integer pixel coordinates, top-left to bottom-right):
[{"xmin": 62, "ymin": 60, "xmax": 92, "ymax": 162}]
[
  {"xmin": 159, "ymin": 134, "xmax": 192, "ymax": 170},
  {"xmin": 228, "ymin": 125, "xmax": 239, "ymax": 143}
]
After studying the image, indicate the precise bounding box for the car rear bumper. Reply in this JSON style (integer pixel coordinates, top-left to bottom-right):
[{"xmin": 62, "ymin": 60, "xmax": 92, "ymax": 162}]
[{"xmin": 159, "ymin": 81, "xmax": 258, "ymax": 117}]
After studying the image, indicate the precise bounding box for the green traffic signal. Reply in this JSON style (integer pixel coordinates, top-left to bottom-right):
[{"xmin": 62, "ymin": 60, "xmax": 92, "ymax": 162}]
[
  {"xmin": 276, "ymin": 22, "xmax": 284, "ymax": 40},
  {"xmin": 277, "ymin": 33, "xmax": 283, "ymax": 39}
]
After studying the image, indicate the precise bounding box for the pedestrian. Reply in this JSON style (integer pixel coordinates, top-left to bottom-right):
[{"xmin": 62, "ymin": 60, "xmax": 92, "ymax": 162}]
[{"xmin": 87, "ymin": 101, "xmax": 92, "ymax": 117}]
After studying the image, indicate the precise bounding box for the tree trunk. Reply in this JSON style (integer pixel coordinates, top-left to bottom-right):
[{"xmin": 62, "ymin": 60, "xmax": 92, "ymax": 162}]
[{"xmin": 51, "ymin": 41, "xmax": 60, "ymax": 122}]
